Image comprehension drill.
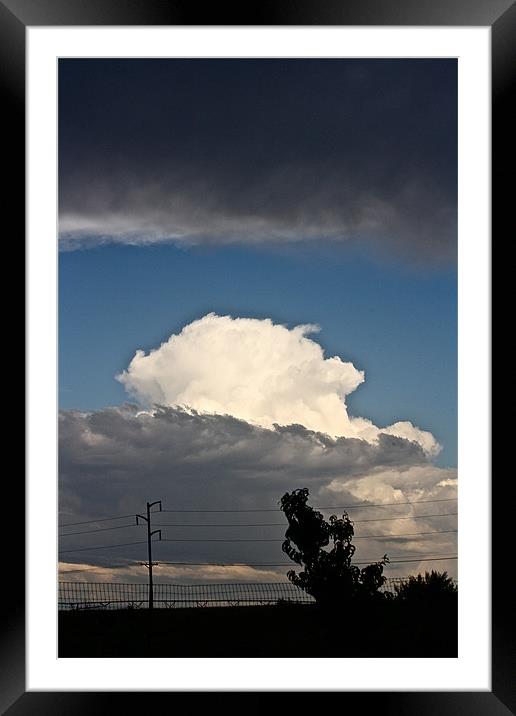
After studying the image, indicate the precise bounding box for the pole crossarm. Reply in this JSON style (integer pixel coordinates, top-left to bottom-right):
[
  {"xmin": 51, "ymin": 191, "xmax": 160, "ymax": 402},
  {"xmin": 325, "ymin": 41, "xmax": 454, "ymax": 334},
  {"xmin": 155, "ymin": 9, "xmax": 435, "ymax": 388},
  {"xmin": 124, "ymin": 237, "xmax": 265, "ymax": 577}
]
[{"xmin": 138, "ymin": 561, "xmax": 160, "ymax": 570}]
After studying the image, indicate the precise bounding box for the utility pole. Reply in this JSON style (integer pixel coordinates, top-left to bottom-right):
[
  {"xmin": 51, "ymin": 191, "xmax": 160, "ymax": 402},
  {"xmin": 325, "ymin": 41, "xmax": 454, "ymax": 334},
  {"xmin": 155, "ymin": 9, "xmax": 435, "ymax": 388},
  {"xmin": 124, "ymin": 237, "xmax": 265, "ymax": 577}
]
[{"xmin": 136, "ymin": 500, "xmax": 162, "ymax": 610}]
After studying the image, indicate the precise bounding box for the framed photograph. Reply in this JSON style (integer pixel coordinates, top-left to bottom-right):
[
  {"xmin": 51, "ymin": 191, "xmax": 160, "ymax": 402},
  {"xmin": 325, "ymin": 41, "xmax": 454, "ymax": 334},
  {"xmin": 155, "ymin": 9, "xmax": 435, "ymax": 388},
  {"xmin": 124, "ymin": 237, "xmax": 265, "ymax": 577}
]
[{"xmin": 6, "ymin": 0, "xmax": 508, "ymax": 711}]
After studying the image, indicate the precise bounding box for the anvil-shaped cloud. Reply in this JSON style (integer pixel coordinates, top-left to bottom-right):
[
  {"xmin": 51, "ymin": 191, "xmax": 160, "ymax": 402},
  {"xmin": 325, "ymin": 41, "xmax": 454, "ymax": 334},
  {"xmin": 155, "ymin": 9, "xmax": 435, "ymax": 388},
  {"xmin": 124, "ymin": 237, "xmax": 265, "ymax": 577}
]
[{"xmin": 116, "ymin": 313, "xmax": 440, "ymax": 456}]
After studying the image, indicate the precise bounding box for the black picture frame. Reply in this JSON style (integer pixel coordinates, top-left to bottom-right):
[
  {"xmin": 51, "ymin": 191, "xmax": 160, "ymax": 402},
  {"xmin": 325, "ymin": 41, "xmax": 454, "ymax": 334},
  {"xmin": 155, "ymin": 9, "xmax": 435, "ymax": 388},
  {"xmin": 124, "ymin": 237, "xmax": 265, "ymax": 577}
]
[{"xmin": 5, "ymin": 0, "xmax": 509, "ymax": 712}]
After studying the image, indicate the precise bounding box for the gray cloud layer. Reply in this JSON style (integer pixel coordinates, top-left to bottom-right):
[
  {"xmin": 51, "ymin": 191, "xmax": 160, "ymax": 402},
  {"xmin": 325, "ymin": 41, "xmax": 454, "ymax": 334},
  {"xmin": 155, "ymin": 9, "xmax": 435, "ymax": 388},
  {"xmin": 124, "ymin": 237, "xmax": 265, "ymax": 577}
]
[
  {"xmin": 59, "ymin": 405, "xmax": 457, "ymax": 581},
  {"xmin": 59, "ymin": 163, "xmax": 456, "ymax": 263},
  {"xmin": 59, "ymin": 59, "xmax": 457, "ymax": 263}
]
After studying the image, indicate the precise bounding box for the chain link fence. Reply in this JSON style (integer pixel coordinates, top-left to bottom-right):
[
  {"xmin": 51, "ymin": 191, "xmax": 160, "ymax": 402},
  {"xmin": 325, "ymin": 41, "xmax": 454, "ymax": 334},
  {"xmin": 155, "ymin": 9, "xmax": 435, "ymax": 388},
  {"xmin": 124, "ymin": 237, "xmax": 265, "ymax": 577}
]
[{"xmin": 58, "ymin": 578, "xmax": 423, "ymax": 610}]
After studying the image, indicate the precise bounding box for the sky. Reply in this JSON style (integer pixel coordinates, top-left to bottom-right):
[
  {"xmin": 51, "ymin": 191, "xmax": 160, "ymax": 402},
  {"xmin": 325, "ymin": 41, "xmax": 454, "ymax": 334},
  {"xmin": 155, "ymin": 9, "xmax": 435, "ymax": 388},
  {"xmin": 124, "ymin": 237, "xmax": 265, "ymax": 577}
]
[{"xmin": 58, "ymin": 59, "xmax": 457, "ymax": 584}]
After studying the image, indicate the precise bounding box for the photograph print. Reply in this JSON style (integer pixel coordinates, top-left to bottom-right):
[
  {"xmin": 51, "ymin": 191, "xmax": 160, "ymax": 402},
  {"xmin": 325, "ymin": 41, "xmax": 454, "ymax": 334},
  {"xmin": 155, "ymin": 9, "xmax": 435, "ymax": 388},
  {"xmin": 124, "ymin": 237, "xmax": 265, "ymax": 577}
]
[{"xmin": 58, "ymin": 58, "xmax": 458, "ymax": 658}]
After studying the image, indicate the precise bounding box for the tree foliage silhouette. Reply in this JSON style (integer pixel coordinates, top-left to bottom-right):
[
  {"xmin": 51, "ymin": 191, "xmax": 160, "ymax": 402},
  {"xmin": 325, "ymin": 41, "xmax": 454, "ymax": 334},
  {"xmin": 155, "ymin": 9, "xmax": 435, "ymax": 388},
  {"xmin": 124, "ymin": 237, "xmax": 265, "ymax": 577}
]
[
  {"xmin": 393, "ymin": 570, "xmax": 457, "ymax": 601},
  {"xmin": 280, "ymin": 488, "xmax": 389, "ymax": 605}
]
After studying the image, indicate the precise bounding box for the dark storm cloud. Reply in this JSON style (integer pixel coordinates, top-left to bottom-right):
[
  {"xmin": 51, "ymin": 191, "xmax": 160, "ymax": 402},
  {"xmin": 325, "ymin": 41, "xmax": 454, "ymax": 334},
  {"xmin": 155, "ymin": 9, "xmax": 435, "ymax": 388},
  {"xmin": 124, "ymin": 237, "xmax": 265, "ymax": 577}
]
[
  {"xmin": 58, "ymin": 59, "xmax": 457, "ymax": 262},
  {"xmin": 58, "ymin": 405, "xmax": 456, "ymax": 571}
]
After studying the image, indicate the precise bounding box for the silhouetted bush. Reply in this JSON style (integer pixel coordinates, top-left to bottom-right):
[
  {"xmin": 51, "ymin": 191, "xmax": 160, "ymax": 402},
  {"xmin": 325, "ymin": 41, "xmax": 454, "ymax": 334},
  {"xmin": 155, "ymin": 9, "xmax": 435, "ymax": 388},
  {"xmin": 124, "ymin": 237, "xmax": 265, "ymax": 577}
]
[
  {"xmin": 280, "ymin": 488, "xmax": 389, "ymax": 607},
  {"xmin": 393, "ymin": 570, "xmax": 457, "ymax": 602}
]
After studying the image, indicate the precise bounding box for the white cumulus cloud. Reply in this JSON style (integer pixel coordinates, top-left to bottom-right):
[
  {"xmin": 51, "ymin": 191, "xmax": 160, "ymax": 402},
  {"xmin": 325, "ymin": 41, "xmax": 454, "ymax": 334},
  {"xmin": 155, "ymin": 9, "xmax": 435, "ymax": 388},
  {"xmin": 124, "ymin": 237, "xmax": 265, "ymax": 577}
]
[{"xmin": 117, "ymin": 313, "xmax": 440, "ymax": 456}]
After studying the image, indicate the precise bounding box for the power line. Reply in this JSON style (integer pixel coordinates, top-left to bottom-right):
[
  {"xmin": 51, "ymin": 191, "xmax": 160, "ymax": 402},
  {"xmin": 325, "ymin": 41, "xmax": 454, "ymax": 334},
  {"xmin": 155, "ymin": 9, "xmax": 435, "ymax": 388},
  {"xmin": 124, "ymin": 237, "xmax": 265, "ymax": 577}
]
[
  {"xmin": 151, "ymin": 517, "xmax": 456, "ymax": 527},
  {"xmin": 161, "ymin": 538, "xmax": 281, "ymax": 542},
  {"xmin": 58, "ymin": 527, "xmax": 457, "ymax": 549},
  {"xmin": 156, "ymin": 556, "xmax": 458, "ymax": 567},
  {"xmin": 57, "ymin": 550, "xmax": 457, "ymax": 569},
  {"xmin": 58, "ymin": 529, "xmax": 457, "ymax": 551},
  {"xmin": 352, "ymin": 512, "xmax": 457, "ymax": 523},
  {"xmin": 383, "ymin": 556, "xmax": 458, "ymax": 564},
  {"xmin": 154, "ymin": 563, "xmax": 288, "ymax": 567},
  {"xmin": 59, "ymin": 514, "xmax": 458, "ymax": 540},
  {"xmin": 59, "ymin": 498, "xmax": 457, "ymax": 527},
  {"xmin": 161, "ymin": 538, "xmax": 283, "ymax": 542},
  {"xmin": 158, "ymin": 526, "xmax": 457, "ymax": 541},
  {"xmin": 155, "ymin": 513, "xmax": 457, "ymax": 532},
  {"xmin": 60, "ymin": 524, "xmax": 139, "ymax": 537},
  {"xmin": 59, "ymin": 540, "xmax": 148, "ymax": 554},
  {"xmin": 60, "ymin": 514, "xmax": 135, "ymax": 527},
  {"xmin": 160, "ymin": 497, "xmax": 457, "ymax": 513},
  {"xmin": 319, "ymin": 498, "xmax": 457, "ymax": 510},
  {"xmin": 156, "ymin": 522, "xmax": 290, "ymax": 527},
  {"xmin": 363, "ymin": 552, "xmax": 456, "ymax": 560},
  {"xmin": 59, "ymin": 529, "xmax": 457, "ymax": 554},
  {"xmin": 338, "ymin": 530, "xmax": 457, "ymax": 540}
]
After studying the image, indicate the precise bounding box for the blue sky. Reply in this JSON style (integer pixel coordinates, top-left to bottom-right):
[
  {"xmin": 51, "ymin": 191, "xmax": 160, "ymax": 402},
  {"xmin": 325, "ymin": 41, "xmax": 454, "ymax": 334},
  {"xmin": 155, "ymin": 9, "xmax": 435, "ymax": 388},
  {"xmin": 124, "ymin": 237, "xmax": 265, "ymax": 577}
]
[{"xmin": 59, "ymin": 241, "xmax": 456, "ymax": 467}]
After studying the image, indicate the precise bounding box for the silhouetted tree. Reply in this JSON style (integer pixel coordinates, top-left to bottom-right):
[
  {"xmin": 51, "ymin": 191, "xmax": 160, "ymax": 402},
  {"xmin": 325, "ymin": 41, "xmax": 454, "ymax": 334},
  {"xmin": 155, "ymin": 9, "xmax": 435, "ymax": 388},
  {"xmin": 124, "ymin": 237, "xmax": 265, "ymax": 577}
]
[
  {"xmin": 394, "ymin": 570, "xmax": 457, "ymax": 602},
  {"xmin": 280, "ymin": 488, "xmax": 389, "ymax": 606}
]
